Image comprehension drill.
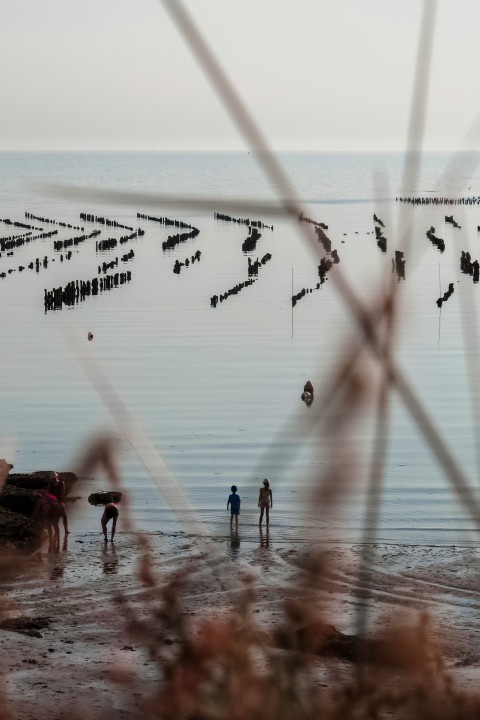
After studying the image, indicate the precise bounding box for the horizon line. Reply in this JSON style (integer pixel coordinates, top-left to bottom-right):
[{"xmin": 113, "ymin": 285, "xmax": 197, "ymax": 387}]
[{"xmin": 0, "ymin": 147, "xmax": 477, "ymax": 154}]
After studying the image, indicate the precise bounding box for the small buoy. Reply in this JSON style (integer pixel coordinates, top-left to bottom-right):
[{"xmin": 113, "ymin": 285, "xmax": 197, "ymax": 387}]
[
  {"xmin": 302, "ymin": 380, "xmax": 314, "ymax": 406},
  {"xmin": 87, "ymin": 332, "xmax": 93, "ymax": 341}
]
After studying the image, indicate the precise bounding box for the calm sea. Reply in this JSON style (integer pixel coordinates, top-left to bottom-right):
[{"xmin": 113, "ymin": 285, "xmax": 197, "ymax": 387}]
[{"xmin": 1, "ymin": 150, "xmax": 480, "ymax": 546}]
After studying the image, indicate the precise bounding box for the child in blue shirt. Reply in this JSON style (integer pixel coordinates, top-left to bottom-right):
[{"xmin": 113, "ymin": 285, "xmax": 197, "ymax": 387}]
[{"xmin": 227, "ymin": 485, "xmax": 240, "ymax": 532}]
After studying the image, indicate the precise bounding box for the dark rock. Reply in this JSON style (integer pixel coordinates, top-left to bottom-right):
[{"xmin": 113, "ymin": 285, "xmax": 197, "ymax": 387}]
[
  {"xmin": 0, "ymin": 485, "xmax": 39, "ymax": 516},
  {"xmin": 0, "ymin": 471, "xmax": 78, "ymax": 529},
  {"xmin": 0, "ymin": 506, "xmax": 44, "ymax": 549},
  {"xmin": 0, "ymin": 616, "xmax": 50, "ymax": 638},
  {"xmin": 7, "ymin": 471, "xmax": 77, "ymax": 494}
]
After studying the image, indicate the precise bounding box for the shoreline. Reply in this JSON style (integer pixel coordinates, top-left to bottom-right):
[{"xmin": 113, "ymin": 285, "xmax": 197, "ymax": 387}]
[{"xmin": 1, "ymin": 531, "xmax": 480, "ymax": 718}]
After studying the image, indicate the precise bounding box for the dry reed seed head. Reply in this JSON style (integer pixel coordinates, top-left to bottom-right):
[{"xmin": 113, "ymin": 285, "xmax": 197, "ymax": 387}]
[
  {"xmin": 297, "ymin": 549, "xmax": 332, "ymax": 580},
  {"xmin": 0, "ymin": 555, "xmax": 28, "ymax": 578},
  {"xmin": 283, "ymin": 598, "xmax": 312, "ymax": 627},
  {"xmin": 344, "ymin": 362, "xmax": 374, "ymax": 414},
  {"xmin": 138, "ymin": 544, "xmax": 158, "ymax": 588},
  {"xmin": 235, "ymin": 572, "xmax": 257, "ymax": 613},
  {"xmin": 154, "ymin": 570, "xmax": 193, "ymax": 635},
  {"xmin": 75, "ymin": 433, "xmax": 122, "ymax": 485},
  {"xmin": 116, "ymin": 598, "xmax": 153, "ymax": 650},
  {"xmin": 154, "ymin": 659, "xmax": 212, "ymax": 718},
  {"xmin": 192, "ymin": 619, "xmax": 233, "ymax": 661},
  {"xmin": 233, "ymin": 680, "xmax": 286, "ymax": 720},
  {"xmin": 0, "ymin": 683, "xmax": 18, "ymax": 720},
  {"xmin": 106, "ymin": 660, "xmax": 139, "ymax": 689},
  {"xmin": 382, "ymin": 287, "xmax": 396, "ymax": 320},
  {"xmin": 374, "ymin": 615, "xmax": 443, "ymax": 682},
  {"xmin": 342, "ymin": 684, "xmax": 410, "ymax": 720},
  {"xmin": 311, "ymin": 451, "xmax": 357, "ymax": 515},
  {"xmin": 324, "ymin": 375, "xmax": 373, "ymax": 439}
]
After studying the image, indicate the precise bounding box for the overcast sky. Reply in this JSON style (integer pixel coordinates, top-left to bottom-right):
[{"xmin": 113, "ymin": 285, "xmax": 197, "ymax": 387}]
[{"xmin": 1, "ymin": 0, "xmax": 479, "ymax": 151}]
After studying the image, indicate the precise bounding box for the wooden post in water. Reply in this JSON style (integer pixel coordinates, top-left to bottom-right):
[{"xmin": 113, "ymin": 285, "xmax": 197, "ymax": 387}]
[
  {"xmin": 291, "ymin": 266, "xmax": 294, "ymax": 340},
  {"xmin": 438, "ymin": 262, "xmax": 442, "ymax": 348}
]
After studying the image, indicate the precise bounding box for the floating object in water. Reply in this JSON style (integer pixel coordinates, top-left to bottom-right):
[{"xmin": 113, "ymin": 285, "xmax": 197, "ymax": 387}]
[
  {"xmin": 301, "ymin": 380, "xmax": 314, "ymax": 406},
  {"xmin": 301, "ymin": 391, "xmax": 313, "ymax": 407},
  {"xmin": 87, "ymin": 332, "xmax": 93, "ymax": 341}
]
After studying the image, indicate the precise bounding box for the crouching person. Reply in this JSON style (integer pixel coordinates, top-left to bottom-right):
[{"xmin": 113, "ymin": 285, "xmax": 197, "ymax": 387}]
[{"xmin": 101, "ymin": 502, "xmax": 119, "ymax": 542}]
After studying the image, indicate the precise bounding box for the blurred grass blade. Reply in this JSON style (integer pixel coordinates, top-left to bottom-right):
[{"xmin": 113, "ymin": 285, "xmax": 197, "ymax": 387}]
[{"xmin": 38, "ymin": 183, "xmax": 294, "ymax": 219}]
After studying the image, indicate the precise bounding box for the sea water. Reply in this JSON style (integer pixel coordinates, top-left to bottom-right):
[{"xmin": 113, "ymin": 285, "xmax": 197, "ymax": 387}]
[{"xmin": 0, "ymin": 150, "xmax": 480, "ymax": 546}]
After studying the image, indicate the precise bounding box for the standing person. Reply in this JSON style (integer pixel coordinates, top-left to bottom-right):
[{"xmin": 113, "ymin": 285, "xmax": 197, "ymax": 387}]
[
  {"xmin": 101, "ymin": 502, "xmax": 119, "ymax": 542},
  {"xmin": 227, "ymin": 485, "xmax": 241, "ymax": 532},
  {"xmin": 258, "ymin": 479, "xmax": 273, "ymax": 528},
  {"xmin": 48, "ymin": 472, "xmax": 69, "ymax": 534},
  {"xmin": 33, "ymin": 490, "xmax": 62, "ymax": 552}
]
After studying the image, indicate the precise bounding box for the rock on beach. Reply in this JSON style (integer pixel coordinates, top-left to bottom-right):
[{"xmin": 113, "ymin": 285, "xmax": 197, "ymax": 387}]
[{"xmin": 0, "ymin": 469, "xmax": 77, "ymax": 549}]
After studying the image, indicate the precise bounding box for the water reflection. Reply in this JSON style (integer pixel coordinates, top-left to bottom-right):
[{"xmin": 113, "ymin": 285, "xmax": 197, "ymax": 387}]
[
  {"xmin": 47, "ymin": 531, "xmax": 69, "ymax": 556},
  {"xmin": 102, "ymin": 542, "xmax": 118, "ymax": 575},
  {"xmin": 49, "ymin": 534, "xmax": 68, "ymax": 580},
  {"xmin": 229, "ymin": 531, "xmax": 240, "ymax": 560},
  {"xmin": 259, "ymin": 528, "xmax": 270, "ymax": 549}
]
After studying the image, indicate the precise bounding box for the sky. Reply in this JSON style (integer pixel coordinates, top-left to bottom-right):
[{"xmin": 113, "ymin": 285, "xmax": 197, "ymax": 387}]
[{"xmin": 1, "ymin": 0, "xmax": 480, "ymax": 152}]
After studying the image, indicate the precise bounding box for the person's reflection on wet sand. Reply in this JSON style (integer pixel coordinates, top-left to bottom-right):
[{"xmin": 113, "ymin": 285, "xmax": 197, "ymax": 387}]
[
  {"xmin": 102, "ymin": 542, "xmax": 118, "ymax": 575},
  {"xmin": 49, "ymin": 536, "xmax": 68, "ymax": 580},
  {"xmin": 50, "ymin": 558, "xmax": 65, "ymax": 581},
  {"xmin": 48, "ymin": 524, "xmax": 69, "ymax": 555},
  {"xmin": 229, "ymin": 531, "xmax": 240, "ymax": 560},
  {"xmin": 48, "ymin": 535, "xmax": 58, "ymax": 555},
  {"xmin": 259, "ymin": 528, "xmax": 270, "ymax": 548}
]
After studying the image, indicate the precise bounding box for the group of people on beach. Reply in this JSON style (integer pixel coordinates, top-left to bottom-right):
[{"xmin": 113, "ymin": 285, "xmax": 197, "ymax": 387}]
[
  {"xmin": 227, "ymin": 478, "xmax": 273, "ymax": 532},
  {"xmin": 34, "ymin": 472, "xmax": 271, "ymax": 551},
  {"xmin": 33, "ymin": 472, "xmax": 119, "ymax": 550}
]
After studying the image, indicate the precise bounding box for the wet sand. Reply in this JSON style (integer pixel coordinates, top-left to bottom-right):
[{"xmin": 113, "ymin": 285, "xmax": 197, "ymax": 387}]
[{"xmin": 1, "ymin": 531, "xmax": 479, "ymax": 718}]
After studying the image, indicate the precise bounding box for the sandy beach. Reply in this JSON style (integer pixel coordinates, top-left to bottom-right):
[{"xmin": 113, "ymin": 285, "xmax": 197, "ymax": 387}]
[{"xmin": 1, "ymin": 528, "xmax": 480, "ymax": 719}]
